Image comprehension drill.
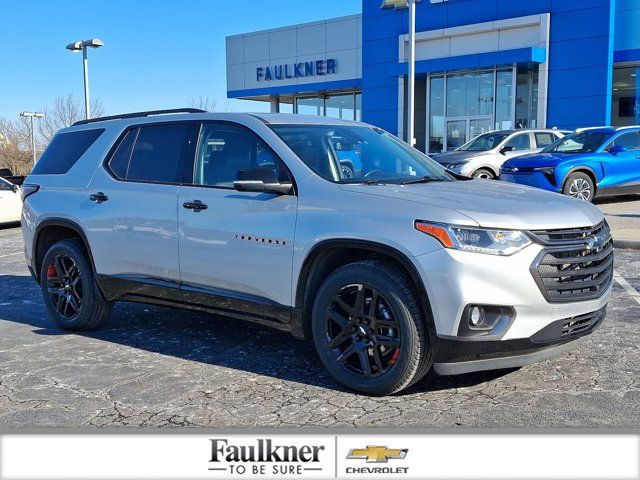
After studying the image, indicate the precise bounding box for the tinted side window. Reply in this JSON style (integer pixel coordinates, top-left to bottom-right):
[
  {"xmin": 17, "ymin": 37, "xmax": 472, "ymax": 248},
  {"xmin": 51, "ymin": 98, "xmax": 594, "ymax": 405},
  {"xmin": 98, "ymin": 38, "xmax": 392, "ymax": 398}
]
[
  {"xmin": 505, "ymin": 133, "xmax": 532, "ymax": 151},
  {"xmin": 108, "ymin": 129, "xmax": 137, "ymax": 179},
  {"xmin": 31, "ymin": 129, "xmax": 104, "ymax": 175},
  {"xmin": 612, "ymin": 132, "xmax": 640, "ymax": 150},
  {"xmin": 193, "ymin": 123, "xmax": 290, "ymax": 188},
  {"xmin": 127, "ymin": 124, "xmax": 194, "ymax": 183},
  {"xmin": 535, "ymin": 132, "xmax": 554, "ymax": 148}
]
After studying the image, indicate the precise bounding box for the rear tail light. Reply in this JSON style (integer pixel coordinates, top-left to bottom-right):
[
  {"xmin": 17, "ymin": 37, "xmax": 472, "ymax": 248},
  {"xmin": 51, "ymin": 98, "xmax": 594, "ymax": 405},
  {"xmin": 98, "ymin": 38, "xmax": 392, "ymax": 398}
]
[{"xmin": 20, "ymin": 184, "xmax": 40, "ymax": 202}]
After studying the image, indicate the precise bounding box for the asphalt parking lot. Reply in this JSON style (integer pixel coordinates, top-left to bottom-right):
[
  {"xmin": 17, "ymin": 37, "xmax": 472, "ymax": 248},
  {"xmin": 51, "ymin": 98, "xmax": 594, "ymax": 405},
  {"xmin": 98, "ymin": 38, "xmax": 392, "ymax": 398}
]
[{"xmin": 0, "ymin": 225, "xmax": 638, "ymax": 429}]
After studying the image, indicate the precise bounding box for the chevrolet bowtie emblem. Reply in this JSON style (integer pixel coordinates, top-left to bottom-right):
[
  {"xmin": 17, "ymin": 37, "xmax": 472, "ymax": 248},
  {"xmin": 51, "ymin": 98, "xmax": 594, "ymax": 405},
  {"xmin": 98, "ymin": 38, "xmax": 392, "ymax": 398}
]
[{"xmin": 347, "ymin": 446, "xmax": 408, "ymax": 463}]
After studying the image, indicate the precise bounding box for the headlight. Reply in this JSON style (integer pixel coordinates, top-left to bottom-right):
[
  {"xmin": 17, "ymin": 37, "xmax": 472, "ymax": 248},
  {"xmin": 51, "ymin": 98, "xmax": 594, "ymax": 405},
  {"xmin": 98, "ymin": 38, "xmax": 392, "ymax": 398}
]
[{"xmin": 415, "ymin": 222, "xmax": 532, "ymax": 256}]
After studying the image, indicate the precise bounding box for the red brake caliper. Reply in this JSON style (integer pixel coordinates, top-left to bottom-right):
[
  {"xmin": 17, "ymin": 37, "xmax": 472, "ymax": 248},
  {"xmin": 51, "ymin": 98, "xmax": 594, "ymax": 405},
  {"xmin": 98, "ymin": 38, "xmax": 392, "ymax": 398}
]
[
  {"xmin": 47, "ymin": 265, "xmax": 58, "ymax": 278},
  {"xmin": 389, "ymin": 347, "xmax": 401, "ymax": 366}
]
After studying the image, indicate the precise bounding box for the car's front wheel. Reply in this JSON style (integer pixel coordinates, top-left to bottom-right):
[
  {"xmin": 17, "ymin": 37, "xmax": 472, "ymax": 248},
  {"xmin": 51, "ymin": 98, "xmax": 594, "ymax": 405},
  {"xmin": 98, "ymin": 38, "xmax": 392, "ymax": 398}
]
[
  {"xmin": 40, "ymin": 239, "xmax": 113, "ymax": 331},
  {"xmin": 563, "ymin": 172, "xmax": 595, "ymax": 202},
  {"xmin": 472, "ymin": 168, "xmax": 496, "ymax": 180},
  {"xmin": 311, "ymin": 260, "xmax": 432, "ymax": 395}
]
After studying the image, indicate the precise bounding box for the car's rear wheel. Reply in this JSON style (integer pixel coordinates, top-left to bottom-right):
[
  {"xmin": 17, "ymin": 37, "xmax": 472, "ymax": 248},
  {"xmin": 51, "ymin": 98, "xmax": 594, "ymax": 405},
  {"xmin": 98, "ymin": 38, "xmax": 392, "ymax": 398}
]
[
  {"xmin": 563, "ymin": 172, "xmax": 595, "ymax": 202},
  {"xmin": 311, "ymin": 260, "xmax": 432, "ymax": 395},
  {"xmin": 40, "ymin": 239, "xmax": 113, "ymax": 331},
  {"xmin": 472, "ymin": 168, "xmax": 496, "ymax": 180}
]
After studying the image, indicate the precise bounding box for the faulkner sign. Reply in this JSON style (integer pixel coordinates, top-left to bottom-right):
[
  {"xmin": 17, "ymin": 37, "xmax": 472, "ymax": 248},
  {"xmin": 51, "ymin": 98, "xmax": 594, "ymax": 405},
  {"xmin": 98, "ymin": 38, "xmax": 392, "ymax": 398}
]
[{"xmin": 257, "ymin": 59, "xmax": 337, "ymax": 82}]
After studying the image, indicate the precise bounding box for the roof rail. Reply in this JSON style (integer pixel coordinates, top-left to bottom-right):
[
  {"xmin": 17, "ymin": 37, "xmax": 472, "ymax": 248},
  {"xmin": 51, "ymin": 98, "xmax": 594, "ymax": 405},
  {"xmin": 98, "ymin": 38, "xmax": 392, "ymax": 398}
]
[
  {"xmin": 614, "ymin": 125, "xmax": 640, "ymax": 131},
  {"xmin": 72, "ymin": 108, "xmax": 207, "ymax": 126},
  {"xmin": 575, "ymin": 126, "xmax": 612, "ymax": 133}
]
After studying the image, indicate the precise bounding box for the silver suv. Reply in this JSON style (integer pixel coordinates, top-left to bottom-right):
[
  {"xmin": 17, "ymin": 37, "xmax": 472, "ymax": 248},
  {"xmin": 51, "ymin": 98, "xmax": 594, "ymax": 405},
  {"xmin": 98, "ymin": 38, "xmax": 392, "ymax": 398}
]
[
  {"xmin": 432, "ymin": 129, "xmax": 568, "ymax": 179},
  {"xmin": 21, "ymin": 110, "xmax": 613, "ymax": 395}
]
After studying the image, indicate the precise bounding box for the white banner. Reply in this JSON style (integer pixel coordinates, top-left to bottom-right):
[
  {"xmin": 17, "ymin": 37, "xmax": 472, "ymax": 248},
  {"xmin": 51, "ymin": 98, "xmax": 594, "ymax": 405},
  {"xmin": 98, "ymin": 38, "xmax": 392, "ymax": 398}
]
[{"xmin": 1, "ymin": 433, "xmax": 638, "ymax": 480}]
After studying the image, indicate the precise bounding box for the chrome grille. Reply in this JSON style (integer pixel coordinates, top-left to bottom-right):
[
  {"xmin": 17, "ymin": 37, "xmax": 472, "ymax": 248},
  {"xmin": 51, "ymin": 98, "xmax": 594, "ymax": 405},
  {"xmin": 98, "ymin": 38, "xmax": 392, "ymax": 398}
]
[{"xmin": 530, "ymin": 222, "xmax": 614, "ymax": 303}]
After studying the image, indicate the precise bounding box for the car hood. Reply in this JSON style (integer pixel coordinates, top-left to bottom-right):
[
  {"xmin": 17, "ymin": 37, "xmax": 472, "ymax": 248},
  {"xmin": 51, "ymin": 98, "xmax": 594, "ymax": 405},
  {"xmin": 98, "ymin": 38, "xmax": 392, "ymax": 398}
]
[
  {"xmin": 503, "ymin": 152, "xmax": 580, "ymax": 168},
  {"xmin": 431, "ymin": 150, "xmax": 490, "ymax": 164},
  {"xmin": 340, "ymin": 180, "xmax": 603, "ymax": 230}
]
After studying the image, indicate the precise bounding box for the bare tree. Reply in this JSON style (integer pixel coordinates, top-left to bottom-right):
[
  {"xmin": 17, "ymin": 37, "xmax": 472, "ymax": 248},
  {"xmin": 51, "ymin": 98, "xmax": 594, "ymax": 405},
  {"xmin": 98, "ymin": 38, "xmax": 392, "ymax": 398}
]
[
  {"xmin": 188, "ymin": 96, "xmax": 218, "ymax": 112},
  {"xmin": 188, "ymin": 96, "xmax": 233, "ymax": 113},
  {"xmin": 0, "ymin": 116, "xmax": 34, "ymax": 176},
  {"xmin": 39, "ymin": 94, "xmax": 105, "ymax": 143}
]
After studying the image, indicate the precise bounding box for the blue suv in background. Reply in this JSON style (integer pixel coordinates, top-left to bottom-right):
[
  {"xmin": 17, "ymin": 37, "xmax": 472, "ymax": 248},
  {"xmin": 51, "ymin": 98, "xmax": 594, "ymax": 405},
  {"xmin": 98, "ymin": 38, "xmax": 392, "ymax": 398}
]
[{"xmin": 500, "ymin": 127, "xmax": 640, "ymax": 202}]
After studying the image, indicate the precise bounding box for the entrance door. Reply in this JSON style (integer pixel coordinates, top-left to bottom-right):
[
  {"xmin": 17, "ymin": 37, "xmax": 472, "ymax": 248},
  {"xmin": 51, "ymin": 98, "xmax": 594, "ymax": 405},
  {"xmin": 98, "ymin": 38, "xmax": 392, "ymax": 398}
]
[
  {"xmin": 446, "ymin": 120, "xmax": 467, "ymax": 150},
  {"xmin": 446, "ymin": 117, "xmax": 493, "ymax": 151}
]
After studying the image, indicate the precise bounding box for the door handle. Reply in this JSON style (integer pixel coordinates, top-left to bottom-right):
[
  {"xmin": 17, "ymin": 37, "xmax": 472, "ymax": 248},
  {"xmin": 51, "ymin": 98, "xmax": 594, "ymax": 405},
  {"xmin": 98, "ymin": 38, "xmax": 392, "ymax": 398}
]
[
  {"xmin": 89, "ymin": 192, "xmax": 109, "ymax": 203},
  {"xmin": 183, "ymin": 200, "xmax": 208, "ymax": 212}
]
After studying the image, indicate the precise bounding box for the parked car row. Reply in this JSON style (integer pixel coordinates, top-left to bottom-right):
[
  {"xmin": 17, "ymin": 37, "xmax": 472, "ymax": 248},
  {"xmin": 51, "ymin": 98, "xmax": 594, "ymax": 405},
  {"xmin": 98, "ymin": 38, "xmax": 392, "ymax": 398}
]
[{"xmin": 433, "ymin": 126, "xmax": 640, "ymax": 202}]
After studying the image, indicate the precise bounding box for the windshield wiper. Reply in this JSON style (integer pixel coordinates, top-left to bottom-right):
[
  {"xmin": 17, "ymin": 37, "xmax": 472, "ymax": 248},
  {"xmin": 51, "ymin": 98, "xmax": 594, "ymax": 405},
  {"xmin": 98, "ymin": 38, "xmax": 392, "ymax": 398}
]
[{"xmin": 400, "ymin": 176, "xmax": 448, "ymax": 185}]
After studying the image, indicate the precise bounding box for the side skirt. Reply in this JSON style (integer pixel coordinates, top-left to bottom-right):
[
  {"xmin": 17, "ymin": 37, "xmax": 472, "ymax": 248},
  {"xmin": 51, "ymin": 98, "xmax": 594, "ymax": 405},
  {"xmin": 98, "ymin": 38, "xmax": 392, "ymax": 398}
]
[{"xmin": 96, "ymin": 274, "xmax": 304, "ymax": 337}]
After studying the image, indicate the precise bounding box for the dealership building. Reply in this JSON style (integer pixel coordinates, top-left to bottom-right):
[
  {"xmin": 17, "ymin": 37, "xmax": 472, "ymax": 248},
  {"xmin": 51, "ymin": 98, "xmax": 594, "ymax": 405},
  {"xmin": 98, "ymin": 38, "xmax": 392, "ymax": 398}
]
[{"xmin": 226, "ymin": 0, "xmax": 640, "ymax": 153}]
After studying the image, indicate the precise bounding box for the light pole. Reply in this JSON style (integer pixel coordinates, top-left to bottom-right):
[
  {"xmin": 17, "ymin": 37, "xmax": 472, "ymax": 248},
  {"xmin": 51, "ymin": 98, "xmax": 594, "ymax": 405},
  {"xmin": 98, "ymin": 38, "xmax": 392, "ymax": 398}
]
[
  {"xmin": 66, "ymin": 38, "xmax": 104, "ymax": 120},
  {"xmin": 20, "ymin": 112, "xmax": 45, "ymax": 165},
  {"xmin": 381, "ymin": 0, "xmax": 420, "ymax": 146}
]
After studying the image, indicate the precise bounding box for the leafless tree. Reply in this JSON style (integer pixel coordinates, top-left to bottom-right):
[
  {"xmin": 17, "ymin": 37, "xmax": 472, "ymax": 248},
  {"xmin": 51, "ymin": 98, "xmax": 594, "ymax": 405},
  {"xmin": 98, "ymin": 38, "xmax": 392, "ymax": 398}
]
[
  {"xmin": 39, "ymin": 94, "xmax": 105, "ymax": 143},
  {"xmin": 0, "ymin": 116, "xmax": 34, "ymax": 176},
  {"xmin": 188, "ymin": 96, "xmax": 231, "ymax": 112}
]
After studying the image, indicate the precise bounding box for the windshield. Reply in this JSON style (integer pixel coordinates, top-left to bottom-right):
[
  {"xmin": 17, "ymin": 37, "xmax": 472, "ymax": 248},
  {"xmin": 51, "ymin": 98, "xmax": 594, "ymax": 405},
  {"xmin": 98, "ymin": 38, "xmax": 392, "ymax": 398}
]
[
  {"xmin": 271, "ymin": 125, "xmax": 451, "ymax": 184},
  {"xmin": 458, "ymin": 132, "xmax": 510, "ymax": 152},
  {"xmin": 542, "ymin": 132, "xmax": 610, "ymax": 154}
]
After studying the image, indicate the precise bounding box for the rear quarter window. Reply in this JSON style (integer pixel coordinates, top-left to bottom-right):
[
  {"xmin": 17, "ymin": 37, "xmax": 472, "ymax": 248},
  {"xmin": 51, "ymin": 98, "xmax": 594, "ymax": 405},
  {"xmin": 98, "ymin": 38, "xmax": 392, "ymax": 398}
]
[{"xmin": 31, "ymin": 129, "xmax": 104, "ymax": 175}]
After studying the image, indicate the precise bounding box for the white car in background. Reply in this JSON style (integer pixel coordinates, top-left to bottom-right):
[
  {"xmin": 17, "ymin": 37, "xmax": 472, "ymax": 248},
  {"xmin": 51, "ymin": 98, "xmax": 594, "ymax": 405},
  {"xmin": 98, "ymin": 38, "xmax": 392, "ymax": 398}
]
[
  {"xmin": 431, "ymin": 129, "xmax": 569, "ymax": 179},
  {"xmin": 0, "ymin": 177, "xmax": 22, "ymax": 225}
]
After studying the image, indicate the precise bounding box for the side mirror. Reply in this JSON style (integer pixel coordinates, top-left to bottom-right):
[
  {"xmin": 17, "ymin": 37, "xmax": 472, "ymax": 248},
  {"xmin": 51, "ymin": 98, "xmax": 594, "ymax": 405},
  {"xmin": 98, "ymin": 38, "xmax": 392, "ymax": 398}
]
[
  {"xmin": 500, "ymin": 145, "xmax": 516, "ymax": 155},
  {"xmin": 233, "ymin": 168, "xmax": 293, "ymax": 195},
  {"xmin": 609, "ymin": 145, "xmax": 628, "ymax": 156},
  {"xmin": 11, "ymin": 184, "xmax": 19, "ymax": 193}
]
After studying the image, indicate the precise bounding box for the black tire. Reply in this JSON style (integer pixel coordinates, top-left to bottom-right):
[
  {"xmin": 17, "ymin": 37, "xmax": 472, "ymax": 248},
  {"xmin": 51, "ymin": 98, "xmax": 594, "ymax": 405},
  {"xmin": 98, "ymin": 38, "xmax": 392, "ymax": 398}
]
[
  {"xmin": 311, "ymin": 260, "xmax": 432, "ymax": 395},
  {"xmin": 472, "ymin": 168, "xmax": 496, "ymax": 180},
  {"xmin": 563, "ymin": 172, "xmax": 595, "ymax": 202},
  {"xmin": 40, "ymin": 238, "xmax": 113, "ymax": 331}
]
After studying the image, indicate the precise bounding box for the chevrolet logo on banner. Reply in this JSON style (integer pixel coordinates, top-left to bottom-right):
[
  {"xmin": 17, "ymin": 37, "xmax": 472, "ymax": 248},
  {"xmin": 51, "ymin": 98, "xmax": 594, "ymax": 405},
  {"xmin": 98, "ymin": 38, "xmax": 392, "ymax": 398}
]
[{"xmin": 347, "ymin": 446, "xmax": 408, "ymax": 463}]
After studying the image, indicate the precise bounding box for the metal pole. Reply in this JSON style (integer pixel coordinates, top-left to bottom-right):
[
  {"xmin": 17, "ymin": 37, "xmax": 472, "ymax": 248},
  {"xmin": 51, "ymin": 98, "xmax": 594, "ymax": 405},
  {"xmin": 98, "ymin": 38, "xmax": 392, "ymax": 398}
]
[
  {"xmin": 30, "ymin": 116, "xmax": 36, "ymax": 165},
  {"xmin": 407, "ymin": 0, "xmax": 416, "ymax": 146},
  {"xmin": 82, "ymin": 46, "xmax": 91, "ymax": 120}
]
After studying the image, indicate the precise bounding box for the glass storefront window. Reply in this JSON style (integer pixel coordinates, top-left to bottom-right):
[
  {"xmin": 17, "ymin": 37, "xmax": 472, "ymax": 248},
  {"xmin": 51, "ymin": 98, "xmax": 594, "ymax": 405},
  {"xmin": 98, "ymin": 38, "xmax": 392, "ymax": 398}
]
[
  {"xmin": 427, "ymin": 67, "xmax": 539, "ymax": 153},
  {"xmin": 515, "ymin": 68, "xmax": 539, "ymax": 129},
  {"xmin": 429, "ymin": 77, "xmax": 445, "ymax": 153},
  {"xmin": 296, "ymin": 97, "xmax": 324, "ymax": 116},
  {"xmin": 612, "ymin": 64, "xmax": 640, "ymax": 126},
  {"xmin": 294, "ymin": 93, "xmax": 361, "ymax": 121},
  {"xmin": 279, "ymin": 101, "xmax": 294, "ymax": 114},
  {"xmin": 326, "ymin": 94, "xmax": 355, "ymax": 120},
  {"xmin": 495, "ymin": 70, "xmax": 514, "ymax": 130}
]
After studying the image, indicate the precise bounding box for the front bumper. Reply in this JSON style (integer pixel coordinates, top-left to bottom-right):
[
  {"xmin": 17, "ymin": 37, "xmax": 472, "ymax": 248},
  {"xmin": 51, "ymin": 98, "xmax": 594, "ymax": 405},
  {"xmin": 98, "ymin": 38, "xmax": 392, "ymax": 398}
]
[
  {"xmin": 413, "ymin": 244, "xmax": 612, "ymax": 375},
  {"xmin": 433, "ymin": 306, "xmax": 606, "ymax": 375},
  {"xmin": 500, "ymin": 171, "xmax": 560, "ymax": 193}
]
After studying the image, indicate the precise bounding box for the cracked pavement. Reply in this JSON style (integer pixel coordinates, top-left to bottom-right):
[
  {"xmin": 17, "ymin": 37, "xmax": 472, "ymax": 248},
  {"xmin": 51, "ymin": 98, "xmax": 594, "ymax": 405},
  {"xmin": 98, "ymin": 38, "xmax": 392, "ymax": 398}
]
[{"xmin": 0, "ymin": 226, "xmax": 638, "ymax": 428}]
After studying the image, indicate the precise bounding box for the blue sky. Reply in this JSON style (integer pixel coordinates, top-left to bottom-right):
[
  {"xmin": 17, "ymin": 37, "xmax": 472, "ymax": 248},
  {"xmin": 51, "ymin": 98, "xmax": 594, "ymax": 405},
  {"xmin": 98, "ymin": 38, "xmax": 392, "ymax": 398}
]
[{"xmin": 0, "ymin": 0, "xmax": 361, "ymax": 119}]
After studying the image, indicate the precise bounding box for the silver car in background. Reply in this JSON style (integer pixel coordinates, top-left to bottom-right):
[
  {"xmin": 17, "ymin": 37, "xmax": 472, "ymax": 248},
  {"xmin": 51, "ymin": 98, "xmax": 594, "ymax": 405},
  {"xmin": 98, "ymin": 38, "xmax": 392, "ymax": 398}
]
[{"xmin": 432, "ymin": 129, "xmax": 568, "ymax": 179}]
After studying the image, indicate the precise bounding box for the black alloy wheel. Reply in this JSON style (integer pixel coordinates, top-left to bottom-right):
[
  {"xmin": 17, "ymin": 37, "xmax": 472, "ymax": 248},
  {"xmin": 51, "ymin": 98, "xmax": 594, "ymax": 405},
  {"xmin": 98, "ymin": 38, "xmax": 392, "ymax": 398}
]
[
  {"xmin": 325, "ymin": 284, "xmax": 401, "ymax": 378},
  {"xmin": 40, "ymin": 239, "xmax": 113, "ymax": 331},
  {"xmin": 312, "ymin": 260, "xmax": 432, "ymax": 395},
  {"xmin": 46, "ymin": 254, "xmax": 83, "ymax": 319}
]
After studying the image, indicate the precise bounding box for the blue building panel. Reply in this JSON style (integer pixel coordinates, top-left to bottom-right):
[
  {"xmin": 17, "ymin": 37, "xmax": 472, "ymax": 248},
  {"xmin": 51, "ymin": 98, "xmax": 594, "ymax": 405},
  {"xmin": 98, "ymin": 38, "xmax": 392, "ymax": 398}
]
[{"xmin": 360, "ymin": 0, "xmax": 618, "ymax": 133}]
